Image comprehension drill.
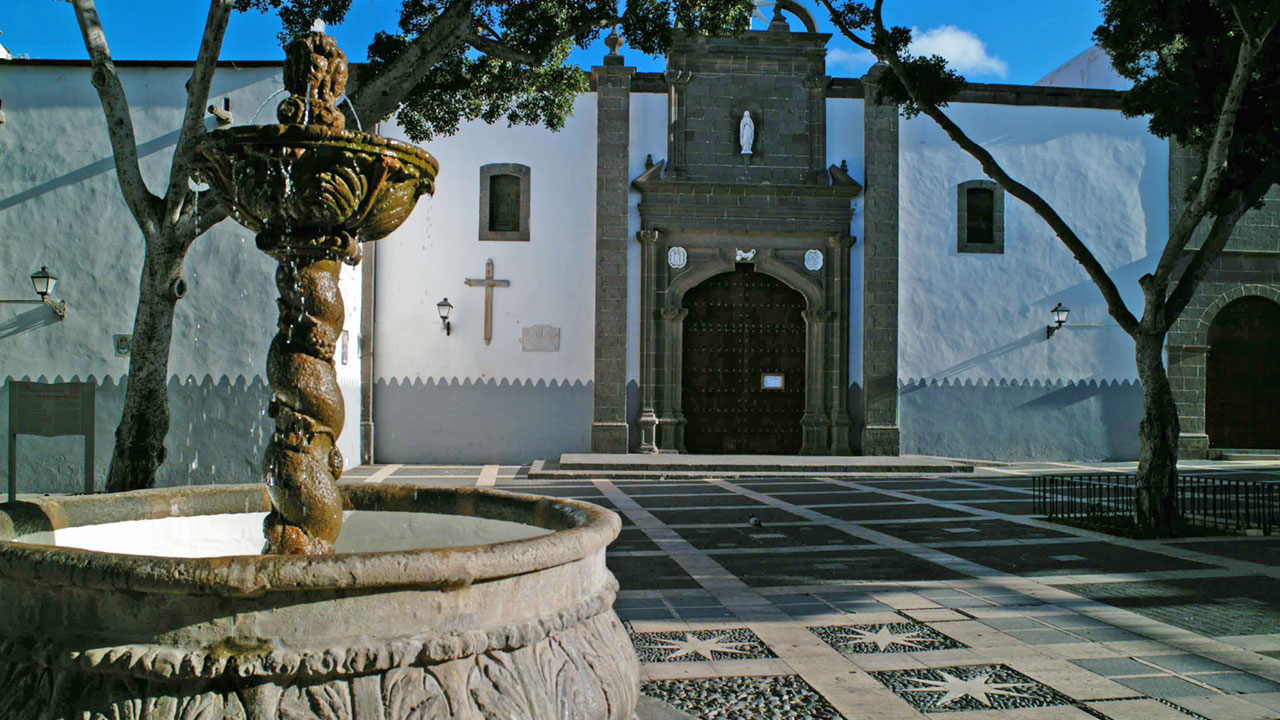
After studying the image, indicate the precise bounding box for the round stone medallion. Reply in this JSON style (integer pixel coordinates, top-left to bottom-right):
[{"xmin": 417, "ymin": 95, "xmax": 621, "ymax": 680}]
[
  {"xmin": 804, "ymin": 249, "xmax": 824, "ymax": 272},
  {"xmin": 667, "ymin": 246, "xmax": 688, "ymax": 269}
]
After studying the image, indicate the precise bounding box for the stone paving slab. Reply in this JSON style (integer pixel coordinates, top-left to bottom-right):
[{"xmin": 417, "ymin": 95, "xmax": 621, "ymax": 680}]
[{"xmin": 345, "ymin": 459, "xmax": 1280, "ymax": 719}]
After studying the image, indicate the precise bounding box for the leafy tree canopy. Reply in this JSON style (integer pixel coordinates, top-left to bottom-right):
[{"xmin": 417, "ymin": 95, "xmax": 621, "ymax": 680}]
[
  {"xmin": 1096, "ymin": 0, "xmax": 1280, "ymax": 209},
  {"xmin": 234, "ymin": 0, "xmax": 754, "ymax": 140}
]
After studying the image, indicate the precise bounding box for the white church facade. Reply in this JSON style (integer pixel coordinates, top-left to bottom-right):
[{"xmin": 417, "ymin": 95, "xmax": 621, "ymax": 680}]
[{"xmin": 1, "ymin": 5, "xmax": 1277, "ymax": 491}]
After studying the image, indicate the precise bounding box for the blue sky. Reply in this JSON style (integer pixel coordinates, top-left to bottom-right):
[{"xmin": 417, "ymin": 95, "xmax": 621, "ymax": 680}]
[{"xmin": 2, "ymin": 1, "xmax": 1103, "ymax": 85}]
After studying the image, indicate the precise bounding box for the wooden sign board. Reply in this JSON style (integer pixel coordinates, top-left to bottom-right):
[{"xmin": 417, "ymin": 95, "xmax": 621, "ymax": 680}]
[{"xmin": 7, "ymin": 381, "xmax": 95, "ymax": 501}]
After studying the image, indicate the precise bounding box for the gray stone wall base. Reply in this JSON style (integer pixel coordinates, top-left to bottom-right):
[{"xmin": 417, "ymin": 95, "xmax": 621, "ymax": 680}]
[
  {"xmin": 592, "ymin": 422, "xmax": 631, "ymax": 453},
  {"xmin": 1, "ymin": 376, "xmax": 271, "ymax": 495},
  {"xmin": 861, "ymin": 425, "xmax": 900, "ymax": 456},
  {"xmin": 375, "ymin": 378, "xmax": 592, "ymax": 463},
  {"xmin": 899, "ymin": 379, "xmax": 1142, "ymax": 461},
  {"xmin": 1179, "ymin": 432, "xmax": 1210, "ymax": 459}
]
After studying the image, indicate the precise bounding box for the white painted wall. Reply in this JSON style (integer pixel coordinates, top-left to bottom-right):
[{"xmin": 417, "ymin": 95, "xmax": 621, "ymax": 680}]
[
  {"xmin": 898, "ymin": 102, "xmax": 1168, "ymax": 385},
  {"xmin": 0, "ymin": 62, "xmax": 363, "ymax": 491},
  {"xmin": 375, "ymin": 93, "xmax": 599, "ymax": 386},
  {"xmin": 1036, "ymin": 46, "xmax": 1130, "ymax": 91}
]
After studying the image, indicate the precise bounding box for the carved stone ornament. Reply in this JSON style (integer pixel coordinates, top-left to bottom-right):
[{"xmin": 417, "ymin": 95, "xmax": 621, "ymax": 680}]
[
  {"xmin": 735, "ymin": 248, "xmax": 757, "ymax": 262},
  {"xmin": 0, "ymin": 484, "xmax": 641, "ymax": 719},
  {"xmin": 804, "ymin": 248, "xmax": 824, "ymax": 271},
  {"xmin": 667, "ymin": 246, "xmax": 688, "ymax": 269}
]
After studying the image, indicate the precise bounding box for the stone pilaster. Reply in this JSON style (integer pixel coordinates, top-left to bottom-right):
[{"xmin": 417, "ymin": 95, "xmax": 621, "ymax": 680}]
[
  {"xmin": 590, "ymin": 53, "xmax": 635, "ymax": 453},
  {"xmin": 860, "ymin": 63, "xmax": 900, "ymax": 455},
  {"xmin": 637, "ymin": 230, "xmax": 661, "ymax": 453}
]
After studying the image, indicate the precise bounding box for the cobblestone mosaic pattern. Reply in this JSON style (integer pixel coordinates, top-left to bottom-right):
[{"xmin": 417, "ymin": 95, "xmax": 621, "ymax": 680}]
[
  {"xmin": 871, "ymin": 664, "xmax": 1075, "ymax": 713},
  {"xmin": 642, "ymin": 675, "xmax": 842, "ymax": 720},
  {"xmin": 809, "ymin": 620, "xmax": 968, "ymax": 653},
  {"xmin": 629, "ymin": 627, "xmax": 776, "ymax": 662}
]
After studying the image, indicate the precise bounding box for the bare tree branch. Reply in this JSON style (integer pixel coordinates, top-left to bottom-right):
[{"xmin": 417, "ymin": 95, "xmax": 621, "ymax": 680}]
[
  {"xmin": 461, "ymin": 30, "xmax": 541, "ymax": 65},
  {"xmin": 346, "ymin": 0, "xmax": 477, "ymax": 128},
  {"xmin": 1164, "ymin": 164, "xmax": 1278, "ymax": 323},
  {"xmin": 461, "ymin": 13, "xmax": 614, "ymax": 67},
  {"xmin": 1162, "ymin": 200, "xmax": 1248, "ymax": 325},
  {"xmin": 857, "ymin": 6, "xmax": 1140, "ymax": 335},
  {"xmin": 164, "ymin": 0, "xmax": 234, "ymax": 226},
  {"xmin": 71, "ymin": 0, "xmax": 161, "ymax": 236},
  {"xmin": 1151, "ymin": 22, "xmax": 1267, "ymax": 290}
]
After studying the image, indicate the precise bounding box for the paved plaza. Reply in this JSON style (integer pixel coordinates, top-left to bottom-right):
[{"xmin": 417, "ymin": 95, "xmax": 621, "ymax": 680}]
[{"xmin": 343, "ymin": 460, "xmax": 1280, "ymax": 720}]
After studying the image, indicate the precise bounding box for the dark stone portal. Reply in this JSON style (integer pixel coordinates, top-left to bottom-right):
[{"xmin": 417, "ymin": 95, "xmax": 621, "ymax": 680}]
[
  {"xmin": 682, "ymin": 265, "xmax": 806, "ymax": 454},
  {"xmin": 1207, "ymin": 296, "xmax": 1280, "ymax": 449}
]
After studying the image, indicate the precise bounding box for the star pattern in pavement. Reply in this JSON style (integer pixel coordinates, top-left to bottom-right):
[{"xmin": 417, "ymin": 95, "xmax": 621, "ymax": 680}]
[
  {"xmin": 901, "ymin": 670, "xmax": 1037, "ymax": 708},
  {"xmin": 830, "ymin": 625, "xmax": 929, "ymax": 651},
  {"xmin": 639, "ymin": 632, "xmax": 756, "ymax": 661}
]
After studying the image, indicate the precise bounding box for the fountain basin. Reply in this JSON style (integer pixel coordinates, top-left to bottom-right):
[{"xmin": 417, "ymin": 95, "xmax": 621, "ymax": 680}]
[{"xmin": 0, "ymin": 484, "xmax": 639, "ymax": 719}]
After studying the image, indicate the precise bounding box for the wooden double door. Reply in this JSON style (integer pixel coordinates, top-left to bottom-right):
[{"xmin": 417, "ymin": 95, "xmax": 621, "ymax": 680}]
[
  {"xmin": 681, "ymin": 265, "xmax": 806, "ymax": 454},
  {"xmin": 1206, "ymin": 296, "xmax": 1280, "ymax": 449}
]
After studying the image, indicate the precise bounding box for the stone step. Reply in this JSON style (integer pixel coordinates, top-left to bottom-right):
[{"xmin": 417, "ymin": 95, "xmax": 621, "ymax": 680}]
[
  {"xmin": 528, "ymin": 454, "xmax": 972, "ymax": 479},
  {"xmin": 1217, "ymin": 449, "xmax": 1280, "ymax": 461}
]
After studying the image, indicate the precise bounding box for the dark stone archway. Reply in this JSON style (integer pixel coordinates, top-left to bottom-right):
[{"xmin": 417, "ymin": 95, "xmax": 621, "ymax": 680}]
[{"xmin": 1206, "ymin": 296, "xmax": 1280, "ymax": 449}]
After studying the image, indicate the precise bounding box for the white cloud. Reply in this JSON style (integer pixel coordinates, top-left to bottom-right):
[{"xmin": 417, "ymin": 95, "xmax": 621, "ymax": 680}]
[
  {"xmin": 908, "ymin": 26, "xmax": 1008, "ymax": 78},
  {"xmin": 827, "ymin": 47, "xmax": 877, "ymax": 72}
]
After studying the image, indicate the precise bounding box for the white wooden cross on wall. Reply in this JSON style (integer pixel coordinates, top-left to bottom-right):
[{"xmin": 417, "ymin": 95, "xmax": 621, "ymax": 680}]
[{"xmin": 464, "ymin": 258, "xmax": 510, "ymax": 346}]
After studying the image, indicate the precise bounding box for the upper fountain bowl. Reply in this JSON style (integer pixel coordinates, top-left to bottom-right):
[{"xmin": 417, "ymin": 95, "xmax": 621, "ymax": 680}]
[
  {"xmin": 193, "ymin": 31, "xmax": 437, "ymax": 245},
  {"xmin": 195, "ymin": 125, "xmax": 437, "ymax": 242}
]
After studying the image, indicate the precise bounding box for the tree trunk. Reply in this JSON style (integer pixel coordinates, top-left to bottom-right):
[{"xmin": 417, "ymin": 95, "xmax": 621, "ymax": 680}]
[
  {"xmin": 1133, "ymin": 330, "xmax": 1180, "ymax": 536},
  {"xmin": 105, "ymin": 234, "xmax": 186, "ymax": 492}
]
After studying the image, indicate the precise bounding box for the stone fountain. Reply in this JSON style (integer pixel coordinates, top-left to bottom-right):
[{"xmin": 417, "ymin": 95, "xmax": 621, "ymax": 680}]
[{"xmin": 0, "ymin": 31, "xmax": 640, "ymax": 718}]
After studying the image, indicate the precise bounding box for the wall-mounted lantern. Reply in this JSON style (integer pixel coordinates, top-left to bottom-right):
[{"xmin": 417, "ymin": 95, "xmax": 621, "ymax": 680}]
[
  {"xmin": 1, "ymin": 266, "xmax": 66, "ymax": 320},
  {"xmin": 437, "ymin": 298, "xmax": 453, "ymax": 336},
  {"xmin": 1046, "ymin": 302, "xmax": 1069, "ymax": 339},
  {"xmin": 208, "ymin": 97, "xmax": 233, "ymax": 126}
]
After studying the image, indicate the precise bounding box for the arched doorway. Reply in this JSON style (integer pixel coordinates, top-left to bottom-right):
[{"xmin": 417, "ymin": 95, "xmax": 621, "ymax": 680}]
[
  {"xmin": 681, "ymin": 265, "xmax": 806, "ymax": 453},
  {"xmin": 1206, "ymin": 296, "xmax": 1280, "ymax": 449}
]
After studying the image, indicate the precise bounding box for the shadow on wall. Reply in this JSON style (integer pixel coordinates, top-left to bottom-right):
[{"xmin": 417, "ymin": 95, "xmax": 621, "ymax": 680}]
[
  {"xmin": 374, "ymin": 377, "xmax": 593, "ymax": 465},
  {"xmin": 0, "ymin": 129, "xmax": 182, "ymax": 214},
  {"xmin": 847, "ymin": 383, "xmax": 864, "ymax": 454},
  {"xmin": 1, "ymin": 375, "xmax": 271, "ymax": 495},
  {"xmin": 900, "ymin": 378, "xmax": 1142, "ymax": 461},
  {"xmin": 0, "ymin": 305, "xmax": 61, "ymax": 340}
]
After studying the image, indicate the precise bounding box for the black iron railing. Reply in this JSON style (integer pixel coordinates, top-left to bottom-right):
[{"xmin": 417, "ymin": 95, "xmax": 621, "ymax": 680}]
[{"xmin": 1032, "ymin": 474, "xmax": 1279, "ymax": 535}]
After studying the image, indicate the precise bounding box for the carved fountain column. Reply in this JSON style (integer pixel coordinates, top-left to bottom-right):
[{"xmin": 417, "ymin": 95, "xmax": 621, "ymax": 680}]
[{"xmin": 196, "ymin": 32, "xmax": 438, "ymax": 554}]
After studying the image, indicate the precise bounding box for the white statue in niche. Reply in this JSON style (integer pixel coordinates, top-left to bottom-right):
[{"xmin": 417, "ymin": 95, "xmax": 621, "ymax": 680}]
[{"xmin": 739, "ymin": 111, "xmax": 754, "ymax": 155}]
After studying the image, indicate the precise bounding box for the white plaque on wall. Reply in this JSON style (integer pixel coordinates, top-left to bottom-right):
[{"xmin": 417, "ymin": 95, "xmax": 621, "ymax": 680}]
[
  {"xmin": 804, "ymin": 249, "xmax": 824, "ymax": 271},
  {"xmin": 521, "ymin": 325, "xmax": 561, "ymax": 352},
  {"xmin": 667, "ymin": 246, "xmax": 688, "ymax": 269}
]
